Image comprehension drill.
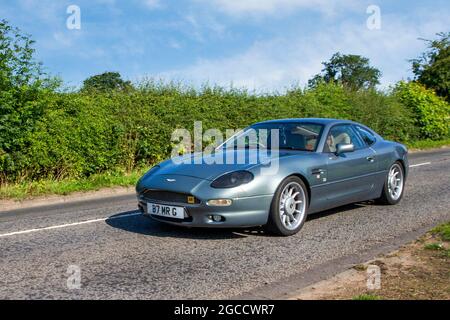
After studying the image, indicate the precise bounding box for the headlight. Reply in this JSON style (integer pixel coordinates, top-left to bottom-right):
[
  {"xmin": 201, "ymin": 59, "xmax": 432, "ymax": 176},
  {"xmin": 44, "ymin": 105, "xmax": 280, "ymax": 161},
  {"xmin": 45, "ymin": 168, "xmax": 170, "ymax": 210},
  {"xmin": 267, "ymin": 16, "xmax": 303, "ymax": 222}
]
[{"xmin": 211, "ymin": 170, "xmax": 254, "ymax": 189}]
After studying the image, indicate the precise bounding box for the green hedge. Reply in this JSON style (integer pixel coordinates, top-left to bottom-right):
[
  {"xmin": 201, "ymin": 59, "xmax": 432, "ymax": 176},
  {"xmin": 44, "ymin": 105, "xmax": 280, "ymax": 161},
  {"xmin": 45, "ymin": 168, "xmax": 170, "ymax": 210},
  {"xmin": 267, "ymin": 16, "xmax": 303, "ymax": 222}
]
[
  {"xmin": 395, "ymin": 81, "xmax": 450, "ymax": 140},
  {"xmin": 0, "ymin": 81, "xmax": 449, "ymax": 183}
]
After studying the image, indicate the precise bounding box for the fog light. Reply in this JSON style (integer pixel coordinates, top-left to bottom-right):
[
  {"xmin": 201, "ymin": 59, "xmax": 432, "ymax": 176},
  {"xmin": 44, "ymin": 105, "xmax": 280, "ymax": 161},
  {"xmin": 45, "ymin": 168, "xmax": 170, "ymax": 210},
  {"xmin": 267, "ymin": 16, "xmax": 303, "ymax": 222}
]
[
  {"xmin": 213, "ymin": 215, "xmax": 223, "ymax": 222},
  {"xmin": 206, "ymin": 199, "xmax": 232, "ymax": 207}
]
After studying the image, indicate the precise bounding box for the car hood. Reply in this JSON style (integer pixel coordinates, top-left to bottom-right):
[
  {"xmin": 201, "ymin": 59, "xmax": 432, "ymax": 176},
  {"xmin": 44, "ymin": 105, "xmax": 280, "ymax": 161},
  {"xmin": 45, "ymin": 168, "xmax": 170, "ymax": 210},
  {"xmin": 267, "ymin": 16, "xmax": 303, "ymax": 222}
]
[{"xmin": 154, "ymin": 149, "xmax": 302, "ymax": 181}]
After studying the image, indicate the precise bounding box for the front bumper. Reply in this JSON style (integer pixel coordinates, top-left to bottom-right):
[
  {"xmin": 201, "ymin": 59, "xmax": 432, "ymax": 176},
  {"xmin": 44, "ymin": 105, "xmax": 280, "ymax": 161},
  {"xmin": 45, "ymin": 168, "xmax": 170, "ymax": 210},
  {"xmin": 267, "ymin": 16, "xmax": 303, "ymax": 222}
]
[{"xmin": 137, "ymin": 194, "xmax": 272, "ymax": 228}]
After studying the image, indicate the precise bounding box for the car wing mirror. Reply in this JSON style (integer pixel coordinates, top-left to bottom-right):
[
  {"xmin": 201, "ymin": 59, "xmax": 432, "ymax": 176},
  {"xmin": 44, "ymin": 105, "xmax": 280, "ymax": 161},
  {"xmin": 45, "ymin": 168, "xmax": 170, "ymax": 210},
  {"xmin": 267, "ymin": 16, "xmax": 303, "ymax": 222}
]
[{"xmin": 336, "ymin": 143, "xmax": 355, "ymax": 155}]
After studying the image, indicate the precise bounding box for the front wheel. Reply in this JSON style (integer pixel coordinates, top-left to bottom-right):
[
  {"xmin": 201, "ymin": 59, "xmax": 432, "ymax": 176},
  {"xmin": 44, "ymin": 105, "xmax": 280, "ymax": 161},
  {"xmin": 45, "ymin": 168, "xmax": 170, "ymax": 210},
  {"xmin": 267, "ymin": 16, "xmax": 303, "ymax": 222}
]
[
  {"xmin": 377, "ymin": 161, "xmax": 405, "ymax": 205},
  {"xmin": 265, "ymin": 176, "xmax": 309, "ymax": 236}
]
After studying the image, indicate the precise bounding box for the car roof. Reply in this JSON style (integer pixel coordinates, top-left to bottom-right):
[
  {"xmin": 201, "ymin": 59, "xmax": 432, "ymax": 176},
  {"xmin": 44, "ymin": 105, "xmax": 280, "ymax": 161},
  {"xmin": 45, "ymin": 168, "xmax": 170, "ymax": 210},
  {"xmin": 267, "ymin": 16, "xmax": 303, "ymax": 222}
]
[{"xmin": 255, "ymin": 118, "xmax": 352, "ymax": 126}]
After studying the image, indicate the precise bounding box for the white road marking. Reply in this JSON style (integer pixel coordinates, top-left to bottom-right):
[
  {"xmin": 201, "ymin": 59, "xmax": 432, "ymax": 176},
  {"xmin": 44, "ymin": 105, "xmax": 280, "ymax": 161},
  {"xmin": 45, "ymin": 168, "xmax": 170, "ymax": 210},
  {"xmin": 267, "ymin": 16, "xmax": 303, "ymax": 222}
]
[
  {"xmin": 0, "ymin": 212, "xmax": 141, "ymax": 238},
  {"xmin": 409, "ymin": 162, "xmax": 431, "ymax": 168}
]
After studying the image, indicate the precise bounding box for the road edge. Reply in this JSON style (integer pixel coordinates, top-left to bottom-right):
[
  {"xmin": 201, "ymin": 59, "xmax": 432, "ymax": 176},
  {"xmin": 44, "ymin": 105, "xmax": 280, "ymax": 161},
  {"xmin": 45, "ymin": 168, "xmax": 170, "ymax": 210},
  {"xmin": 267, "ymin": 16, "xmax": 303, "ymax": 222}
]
[
  {"xmin": 0, "ymin": 187, "xmax": 135, "ymax": 212},
  {"xmin": 233, "ymin": 222, "xmax": 443, "ymax": 300}
]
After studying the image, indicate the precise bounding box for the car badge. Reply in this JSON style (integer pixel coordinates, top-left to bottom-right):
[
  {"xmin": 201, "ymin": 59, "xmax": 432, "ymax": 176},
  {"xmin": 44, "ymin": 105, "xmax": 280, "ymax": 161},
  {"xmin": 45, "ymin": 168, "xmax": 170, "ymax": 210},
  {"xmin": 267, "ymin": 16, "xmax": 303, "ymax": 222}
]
[{"xmin": 166, "ymin": 178, "xmax": 176, "ymax": 182}]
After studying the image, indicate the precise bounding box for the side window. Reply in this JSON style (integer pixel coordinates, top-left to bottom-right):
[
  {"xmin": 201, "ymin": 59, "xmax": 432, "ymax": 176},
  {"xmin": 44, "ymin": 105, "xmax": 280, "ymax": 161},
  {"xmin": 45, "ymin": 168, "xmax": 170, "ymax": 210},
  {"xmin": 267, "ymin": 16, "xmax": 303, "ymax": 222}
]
[
  {"xmin": 324, "ymin": 125, "xmax": 365, "ymax": 153},
  {"xmin": 355, "ymin": 126, "xmax": 376, "ymax": 146}
]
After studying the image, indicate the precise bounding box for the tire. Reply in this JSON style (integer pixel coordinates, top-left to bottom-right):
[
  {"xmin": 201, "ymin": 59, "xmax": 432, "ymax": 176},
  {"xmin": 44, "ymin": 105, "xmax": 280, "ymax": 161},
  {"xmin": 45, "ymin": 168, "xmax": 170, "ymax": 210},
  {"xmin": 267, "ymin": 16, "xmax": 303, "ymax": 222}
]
[
  {"xmin": 265, "ymin": 176, "xmax": 309, "ymax": 236},
  {"xmin": 377, "ymin": 161, "xmax": 405, "ymax": 205}
]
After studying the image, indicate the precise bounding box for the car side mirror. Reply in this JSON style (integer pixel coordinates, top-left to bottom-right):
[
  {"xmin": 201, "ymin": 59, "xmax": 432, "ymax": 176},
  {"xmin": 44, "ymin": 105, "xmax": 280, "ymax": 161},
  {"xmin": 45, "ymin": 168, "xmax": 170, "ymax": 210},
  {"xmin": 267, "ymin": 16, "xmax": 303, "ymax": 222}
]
[{"xmin": 336, "ymin": 143, "xmax": 354, "ymax": 155}]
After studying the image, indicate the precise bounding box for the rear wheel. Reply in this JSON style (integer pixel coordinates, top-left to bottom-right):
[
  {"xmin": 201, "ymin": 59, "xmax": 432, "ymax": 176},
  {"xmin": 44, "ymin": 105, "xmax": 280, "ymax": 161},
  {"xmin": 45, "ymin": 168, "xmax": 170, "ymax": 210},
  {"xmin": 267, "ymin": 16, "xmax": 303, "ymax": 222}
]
[
  {"xmin": 378, "ymin": 161, "xmax": 405, "ymax": 205},
  {"xmin": 265, "ymin": 176, "xmax": 308, "ymax": 236}
]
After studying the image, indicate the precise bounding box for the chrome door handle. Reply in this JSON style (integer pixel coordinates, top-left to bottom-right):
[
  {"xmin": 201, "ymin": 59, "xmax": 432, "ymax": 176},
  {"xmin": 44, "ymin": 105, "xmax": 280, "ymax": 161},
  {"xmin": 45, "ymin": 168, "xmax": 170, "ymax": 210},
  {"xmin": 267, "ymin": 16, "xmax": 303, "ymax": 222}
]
[
  {"xmin": 366, "ymin": 156, "xmax": 375, "ymax": 162},
  {"xmin": 312, "ymin": 169, "xmax": 325, "ymax": 175}
]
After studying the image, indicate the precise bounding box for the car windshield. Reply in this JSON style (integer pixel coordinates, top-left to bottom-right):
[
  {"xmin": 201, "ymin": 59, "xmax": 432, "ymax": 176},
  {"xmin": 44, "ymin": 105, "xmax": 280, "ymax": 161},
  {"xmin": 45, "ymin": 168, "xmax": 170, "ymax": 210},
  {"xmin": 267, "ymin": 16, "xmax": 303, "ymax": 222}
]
[{"xmin": 221, "ymin": 122, "xmax": 324, "ymax": 152}]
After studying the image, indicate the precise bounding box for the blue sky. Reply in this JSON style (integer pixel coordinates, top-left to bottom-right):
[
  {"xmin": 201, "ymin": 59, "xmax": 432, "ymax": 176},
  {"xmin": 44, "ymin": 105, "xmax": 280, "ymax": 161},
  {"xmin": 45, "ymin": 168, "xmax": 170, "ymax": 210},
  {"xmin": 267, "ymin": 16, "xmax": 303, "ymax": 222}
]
[{"xmin": 0, "ymin": 0, "xmax": 449, "ymax": 91}]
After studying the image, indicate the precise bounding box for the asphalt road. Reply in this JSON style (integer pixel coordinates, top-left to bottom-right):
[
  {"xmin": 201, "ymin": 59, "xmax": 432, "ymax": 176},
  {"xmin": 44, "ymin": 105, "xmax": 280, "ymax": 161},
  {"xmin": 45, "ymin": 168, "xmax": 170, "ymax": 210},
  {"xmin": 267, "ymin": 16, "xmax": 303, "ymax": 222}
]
[{"xmin": 0, "ymin": 149, "xmax": 449, "ymax": 299}]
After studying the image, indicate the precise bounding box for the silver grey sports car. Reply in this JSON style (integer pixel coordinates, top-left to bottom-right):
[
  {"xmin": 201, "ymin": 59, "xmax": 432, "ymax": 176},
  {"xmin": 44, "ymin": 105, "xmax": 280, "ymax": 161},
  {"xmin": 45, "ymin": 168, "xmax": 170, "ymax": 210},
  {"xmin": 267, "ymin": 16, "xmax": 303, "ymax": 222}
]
[{"xmin": 136, "ymin": 118, "xmax": 408, "ymax": 236}]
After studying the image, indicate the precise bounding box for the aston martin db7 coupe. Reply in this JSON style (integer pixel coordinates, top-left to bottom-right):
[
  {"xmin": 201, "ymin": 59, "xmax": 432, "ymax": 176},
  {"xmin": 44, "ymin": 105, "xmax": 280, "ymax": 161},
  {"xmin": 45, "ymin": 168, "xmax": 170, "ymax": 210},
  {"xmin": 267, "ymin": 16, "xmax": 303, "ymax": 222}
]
[{"xmin": 136, "ymin": 118, "xmax": 408, "ymax": 236}]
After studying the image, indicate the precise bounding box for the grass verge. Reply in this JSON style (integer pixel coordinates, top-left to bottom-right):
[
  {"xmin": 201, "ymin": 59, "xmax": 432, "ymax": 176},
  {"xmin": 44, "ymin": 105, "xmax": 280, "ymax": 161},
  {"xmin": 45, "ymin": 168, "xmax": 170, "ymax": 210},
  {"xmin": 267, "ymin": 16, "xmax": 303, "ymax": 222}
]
[
  {"xmin": 406, "ymin": 138, "xmax": 450, "ymax": 150},
  {"xmin": 0, "ymin": 168, "xmax": 147, "ymax": 200},
  {"xmin": 292, "ymin": 221, "xmax": 450, "ymax": 300},
  {"xmin": 431, "ymin": 222, "xmax": 450, "ymax": 241}
]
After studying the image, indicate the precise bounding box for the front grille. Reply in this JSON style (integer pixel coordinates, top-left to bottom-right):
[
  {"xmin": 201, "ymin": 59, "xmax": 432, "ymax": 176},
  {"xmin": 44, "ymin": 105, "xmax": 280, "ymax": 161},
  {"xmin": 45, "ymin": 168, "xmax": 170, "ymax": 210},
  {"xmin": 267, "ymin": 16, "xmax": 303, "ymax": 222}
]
[{"xmin": 141, "ymin": 189, "xmax": 201, "ymax": 204}]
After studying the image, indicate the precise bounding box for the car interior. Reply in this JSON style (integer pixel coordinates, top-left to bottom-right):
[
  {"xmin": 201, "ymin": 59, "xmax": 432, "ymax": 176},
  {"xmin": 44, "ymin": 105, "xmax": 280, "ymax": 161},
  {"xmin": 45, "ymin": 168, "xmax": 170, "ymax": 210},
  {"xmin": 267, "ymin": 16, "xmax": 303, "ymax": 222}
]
[{"xmin": 324, "ymin": 128, "xmax": 352, "ymax": 153}]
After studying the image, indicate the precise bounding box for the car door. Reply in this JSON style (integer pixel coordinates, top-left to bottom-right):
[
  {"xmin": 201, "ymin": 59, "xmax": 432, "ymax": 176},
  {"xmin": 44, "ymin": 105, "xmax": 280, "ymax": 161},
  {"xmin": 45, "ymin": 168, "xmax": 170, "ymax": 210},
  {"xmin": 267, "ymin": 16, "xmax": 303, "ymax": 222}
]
[{"xmin": 323, "ymin": 124, "xmax": 377, "ymax": 206}]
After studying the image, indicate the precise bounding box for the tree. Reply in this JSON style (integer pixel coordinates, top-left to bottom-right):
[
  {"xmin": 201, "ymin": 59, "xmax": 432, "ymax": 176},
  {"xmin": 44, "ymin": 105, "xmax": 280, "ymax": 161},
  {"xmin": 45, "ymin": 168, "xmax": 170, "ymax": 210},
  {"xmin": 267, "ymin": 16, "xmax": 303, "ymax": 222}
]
[
  {"xmin": 0, "ymin": 19, "xmax": 43, "ymax": 90},
  {"xmin": 411, "ymin": 32, "xmax": 450, "ymax": 102},
  {"xmin": 309, "ymin": 53, "xmax": 381, "ymax": 91},
  {"xmin": 81, "ymin": 72, "xmax": 132, "ymax": 92},
  {"xmin": 0, "ymin": 20, "xmax": 57, "ymax": 182}
]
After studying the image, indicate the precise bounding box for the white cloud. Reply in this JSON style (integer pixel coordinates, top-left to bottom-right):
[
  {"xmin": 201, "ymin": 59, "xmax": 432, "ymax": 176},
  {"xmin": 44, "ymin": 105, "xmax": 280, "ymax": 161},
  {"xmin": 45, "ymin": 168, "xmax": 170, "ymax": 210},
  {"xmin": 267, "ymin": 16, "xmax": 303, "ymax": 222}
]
[
  {"xmin": 158, "ymin": 38, "xmax": 320, "ymax": 92},
  {"xmin": 158, "ymin": 11, "xmax": 449, "ymax": 92},
  {"xmin": 177, "ymin": 13, "xmax": 227, "ymax": 43},
  {"xmin": 52, "ymin": 32, "xmax": 73, "ymax": 47},
  {"xmin": 195, "ymin": 0, "xmax": 359, "ymax": 16},
  {"xmin": 143, "ymin": 0, "xmax": 161, "ymax": 10},
  {"xmin": 16, "ymin": 0, "xmax": 61, "ymax": 24},
  {"xmin": 168, "ymin": 39, "xmax": 182, "ymax": 49}
]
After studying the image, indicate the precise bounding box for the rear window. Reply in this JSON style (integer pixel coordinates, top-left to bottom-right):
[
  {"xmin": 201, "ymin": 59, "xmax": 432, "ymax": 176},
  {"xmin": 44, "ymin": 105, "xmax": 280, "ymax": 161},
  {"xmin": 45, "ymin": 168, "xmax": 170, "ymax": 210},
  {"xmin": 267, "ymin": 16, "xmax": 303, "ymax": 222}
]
[{"xmin": 355, "ymin": 125, "xmax": 376, "ymax": 146}]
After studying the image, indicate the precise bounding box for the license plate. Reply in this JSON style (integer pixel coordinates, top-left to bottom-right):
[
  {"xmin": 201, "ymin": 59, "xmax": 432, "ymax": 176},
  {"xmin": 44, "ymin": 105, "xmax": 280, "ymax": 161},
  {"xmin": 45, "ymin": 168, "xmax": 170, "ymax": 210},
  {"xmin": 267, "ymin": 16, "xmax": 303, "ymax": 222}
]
[{"xmin": 147, "ymin": 202, "xmax": 185, "ymax": 219}]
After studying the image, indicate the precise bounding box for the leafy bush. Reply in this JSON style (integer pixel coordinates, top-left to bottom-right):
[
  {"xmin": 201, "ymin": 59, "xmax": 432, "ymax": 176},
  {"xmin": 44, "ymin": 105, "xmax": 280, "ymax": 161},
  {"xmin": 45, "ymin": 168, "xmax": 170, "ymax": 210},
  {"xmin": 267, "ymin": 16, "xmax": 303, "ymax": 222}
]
[{"xmin": 395, "ymin": 81, "xmax": 450, "ymax": 140}]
